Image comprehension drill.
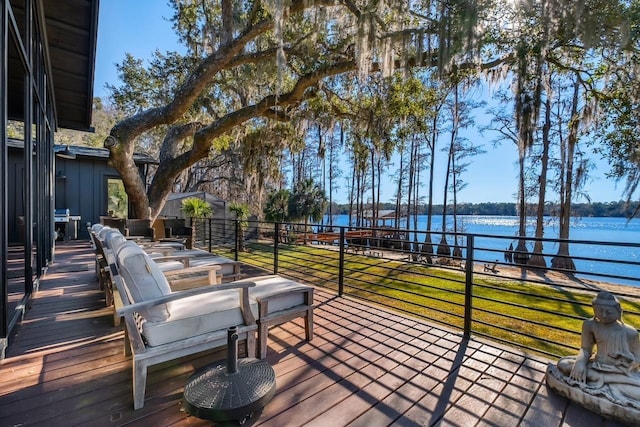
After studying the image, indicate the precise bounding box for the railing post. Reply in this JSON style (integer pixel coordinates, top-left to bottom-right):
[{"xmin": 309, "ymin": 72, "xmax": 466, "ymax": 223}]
[
  {"xmin": 464, "ymin": 234, "xmax": 474, "ymax": 339},
  {"xmin": 338, "ymin": 227, "xmax": 345, "ymax": 296},
  {"xmin": 208, "ymin": 218, "xmax": 212, "ymax": 253},
  {"xmin": 274, "ymin": 222, "xmax": 279, "ymax": 275},
  {"xmin": 234, "ymin": 220, "xmax": 239, "ymax": 261}
]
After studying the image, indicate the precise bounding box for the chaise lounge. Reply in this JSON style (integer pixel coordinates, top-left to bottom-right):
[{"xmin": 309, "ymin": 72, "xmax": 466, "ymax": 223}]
[
  {"xmin": 111, "ymin": 242, "xmax": 257, "ymax": 410},
  {"xmin": 108, "ymin": 242, "xmax": 315, "ymax": 409}
]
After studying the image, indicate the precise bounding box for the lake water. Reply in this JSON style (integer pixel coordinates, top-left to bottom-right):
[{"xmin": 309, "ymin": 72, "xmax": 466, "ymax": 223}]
[{"xmin": 323, "ymin": 215, "xmax": 640, "ymax": 287}]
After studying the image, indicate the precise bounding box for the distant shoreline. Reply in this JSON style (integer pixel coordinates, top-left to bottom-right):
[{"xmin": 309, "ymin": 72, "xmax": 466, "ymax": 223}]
[{"xmin": 327, "ymin": 201, "xmax": 640, "ymax": 219}]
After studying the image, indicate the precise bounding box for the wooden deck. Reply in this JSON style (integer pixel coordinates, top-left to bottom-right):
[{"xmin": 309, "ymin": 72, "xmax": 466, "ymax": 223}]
[{"xmin": 0, "ymin": 241, "xmax": 626, "ymax": 426}]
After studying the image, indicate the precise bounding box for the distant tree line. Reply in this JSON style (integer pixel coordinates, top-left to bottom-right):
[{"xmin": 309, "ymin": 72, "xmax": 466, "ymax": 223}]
[{"xmin": 328, "ymin": 201, "xmax": 639, "ymax": 219}]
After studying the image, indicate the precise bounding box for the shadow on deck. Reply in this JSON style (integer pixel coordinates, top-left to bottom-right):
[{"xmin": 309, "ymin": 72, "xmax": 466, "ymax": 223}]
[{"xmin": 0, "ymin": 241, "xmax": 625, "ymax": 426}]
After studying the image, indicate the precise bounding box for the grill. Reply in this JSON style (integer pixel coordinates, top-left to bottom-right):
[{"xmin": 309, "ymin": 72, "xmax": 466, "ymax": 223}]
[
  {"xmin": 54, "ymin": 208, "xmax": 71, "ymax": 222},
  {"xmin": 54, "ymin": 209, "xmax": 81, "ymax": 240}
]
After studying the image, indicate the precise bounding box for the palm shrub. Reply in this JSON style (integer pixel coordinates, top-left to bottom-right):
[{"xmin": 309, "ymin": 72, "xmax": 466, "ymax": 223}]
[
  {"xmin": 264, "ymin": 189, "xmax": 291, "ymax": 243},
  {"xmin": 289, "ymin": 179, "xmax": 327, "ymax": 243},
  {"xmin": 229, "ymin": 202, "xmax": 250, "ymax": 251},
  {"xmin": 180, "ymin": 197, "xmax": 212, "ymax": 248}
]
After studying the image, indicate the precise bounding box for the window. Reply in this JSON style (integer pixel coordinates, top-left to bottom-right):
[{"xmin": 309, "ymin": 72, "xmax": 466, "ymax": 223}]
[{"xmin": 107, "ymin": 178, "xmax": 128, "ymax": 218}]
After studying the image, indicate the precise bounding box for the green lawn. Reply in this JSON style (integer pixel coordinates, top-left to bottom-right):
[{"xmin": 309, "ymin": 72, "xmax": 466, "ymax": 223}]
[{"xmin": 215, "ymin": 242, "xmax": 640, "ymax": 359}]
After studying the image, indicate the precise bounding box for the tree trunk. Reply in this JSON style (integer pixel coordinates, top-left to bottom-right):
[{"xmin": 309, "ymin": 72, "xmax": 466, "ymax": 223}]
[
  {"xmin": 327, "ymin": 126, "xmax": 337, "ymax": 229},
  {"xmin": 403, "ymin": 141, "xmax": 413, "ymax": 253},
  {"xmin": 370, "ymin": 147, "xmax": 375, "ymax": 229},
  {"xmin": 438, "ymin": 88, "xmax": 458, "ymax": 260},
  {"xmin": 437, "ymin": 135, "xmax": 454, "ymax": 258},
  {"xmin": 437, "ymin": 235, "xmax": 451, "ymax": 257},
  {"xmin": 513, "ymin": 140, "xmax": 530, "ymax": 266},
  {"xmin": 410, "ymin": 137, "xmax": 420, "ymax": 259},
  {"xmin": 348, "ymin": 148, "xmax": 356, "ymax": 228},
  {"xmin": 421, "ymin": 113, "xmax": 438, "ymax": 260},
  {"xmin": 529, "ymin": 75, "xmax": 552, "ymax": 269},
  {"xmin": 396, "ymin": 145, "xmax": 405, "ymax": 234},
  {"xmin": 551, "ymin": 80, "xmax": 580, "ymax": 272},
  {"xmin": 190, "ymin": 218, "xmax": 197, "ymax": 249}
]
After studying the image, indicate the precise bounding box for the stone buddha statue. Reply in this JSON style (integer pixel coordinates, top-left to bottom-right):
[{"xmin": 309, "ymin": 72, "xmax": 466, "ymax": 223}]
[{"xmin": 547, "ymin": 291, "xmax": 640, "ymax": 424}]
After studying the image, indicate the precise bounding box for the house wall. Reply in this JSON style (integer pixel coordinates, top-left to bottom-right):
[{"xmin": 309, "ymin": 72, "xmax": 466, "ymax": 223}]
[
  {"xmin": 53, "ymin": 156, "xmax": 149, "ymax": 240},
  {"xmin": 7, "ymin": 144, "xmax": 152, "ymax": 243},
  {"xmin": 7, "ymin": 149, "xmax": 103, "ymax": 242},
  {"xmin": 54, "ymin": 156, "xmax": 110, "ymax": 240}
]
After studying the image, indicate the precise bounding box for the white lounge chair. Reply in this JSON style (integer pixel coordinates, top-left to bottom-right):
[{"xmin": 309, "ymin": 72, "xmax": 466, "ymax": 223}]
[{"xmin": 112, "ymin": 243, "xmax": 257, "ymax": 410}]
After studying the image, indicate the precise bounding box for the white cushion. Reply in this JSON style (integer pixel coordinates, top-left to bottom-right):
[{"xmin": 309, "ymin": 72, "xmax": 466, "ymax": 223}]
[
  {"xmin": 139, "ymin": 274, "xmax": 311, "ymax": 346},
  {"xmin": 117, "ymin": 242, "xmax": 172, "ymax": 322},
  {"xmin": 91, "ymin": 223, "xmax": 103, "ymax": 233},
  {"xmin": 103, "ymin": 230, "xmax": 125, "ymax": 251},
  {"xmin": 242, "ymin": 275, "xmax": 311, "ymax": 318},
  {"xmin": 108, "ymin": 232, "xmax": 128, "ymax": 255},
  {"xmin": 142, "ymin": 289, "xmax": 245, "ymax": 346},
  {"xmin": 97, "ymin": 226, "xmax": 113, "ymax": 240}
]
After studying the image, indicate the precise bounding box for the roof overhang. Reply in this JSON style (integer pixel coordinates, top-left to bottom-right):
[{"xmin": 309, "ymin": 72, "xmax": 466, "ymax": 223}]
[
  {"xmin": 10, "ymin": 139, "xmax": 158, "ymax": 165},
  {"xmin": 8, "ymin": 0, "xmax": 99, "ymax": 132},
  {"xmin": 43, "ymin": 0, "xmax": 99, "ymax": 131},
  {"xmin": 52, "ymin": 143, "xmax": 158, "ymax": 165}
]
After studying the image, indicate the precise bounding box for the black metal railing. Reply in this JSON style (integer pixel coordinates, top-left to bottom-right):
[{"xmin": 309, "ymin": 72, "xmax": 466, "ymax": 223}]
[{"xmin": 193, "ymin": 217, "xmax": 640, "ymax": 359}]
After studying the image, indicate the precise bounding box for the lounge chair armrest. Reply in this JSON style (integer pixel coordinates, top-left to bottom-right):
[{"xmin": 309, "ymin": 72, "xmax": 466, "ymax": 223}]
[
  {"xmin": 150, "ymin": 254, "xmax": 195, "ymax": 262},
  {"xmin": 104, "ymin": 248, "xmax": 117, "ymax": 266},
  {"xmin": 138, "ymin": 242, "xmax": 184, "ymax": 250},
  {"xmin": 141, "ymin": 247, "xmax": 176, "ymax": 257},
  {"xmin": 254, "ymin": 286, "xmax": 313, "ymax": 304},
  {"xmin": 116, "ymin": 281, "xmax": 256, "ymax": 316}
]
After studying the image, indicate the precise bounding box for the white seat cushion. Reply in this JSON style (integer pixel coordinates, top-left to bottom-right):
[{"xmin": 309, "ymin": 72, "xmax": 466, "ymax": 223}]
[
  {"xmin": 104, "ymin": 230, "xmax": 126, "ymax": 252},
  {"xmin": 242, "ymin": 275, "xmax": 311, "ymax": 318},
  {"xmin": 117, "ymin": 242, "xmax": 172, "ymax": 322},
  {"xmin": 142, "ymin": 289, "xmax": 245, "ymax": 346},
  {"xmin": 97, "ymin": 226, "xmax": 113, "ymax": 240},
  {"xmin": 109, "ymin": 233, "xmax": 128, "ymax": 255},
  {"xmin": 147, "ymin": 249, "xmax": 218, "ymax": 258},
  {"xmin": 143, "ymin": 275, "xmax": 311, "ymax": 347}
]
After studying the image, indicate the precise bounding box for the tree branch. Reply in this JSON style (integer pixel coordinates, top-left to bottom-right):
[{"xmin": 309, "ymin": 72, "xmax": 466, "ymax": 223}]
[{"xmin": 107, "ymin": 0, "xmax": 333, "ymax": 146}]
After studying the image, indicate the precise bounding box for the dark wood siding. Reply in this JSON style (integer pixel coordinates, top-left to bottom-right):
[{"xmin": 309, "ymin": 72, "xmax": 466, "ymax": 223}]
[{"xmin": 54, "ymin": 156, "xmax": 141, "ymax": 240}]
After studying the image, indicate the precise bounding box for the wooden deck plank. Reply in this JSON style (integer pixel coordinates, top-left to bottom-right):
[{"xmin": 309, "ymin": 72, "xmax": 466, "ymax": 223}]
[
  {"xmin": 0, "ymin": 241, "xmax": 621, "ymax": 427},
  {"xmin": 518, "ymin": 380, "xmax": 566, "ymax": 427},
  {"xmin": 304, "ymin": 343, "xmax": 427, "ymax": 427}
]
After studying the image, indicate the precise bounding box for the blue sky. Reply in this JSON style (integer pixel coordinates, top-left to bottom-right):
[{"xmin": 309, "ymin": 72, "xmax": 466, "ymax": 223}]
[{"xmin": 94, "ymin": 0, "xmax": 625, "ymax": 205}]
